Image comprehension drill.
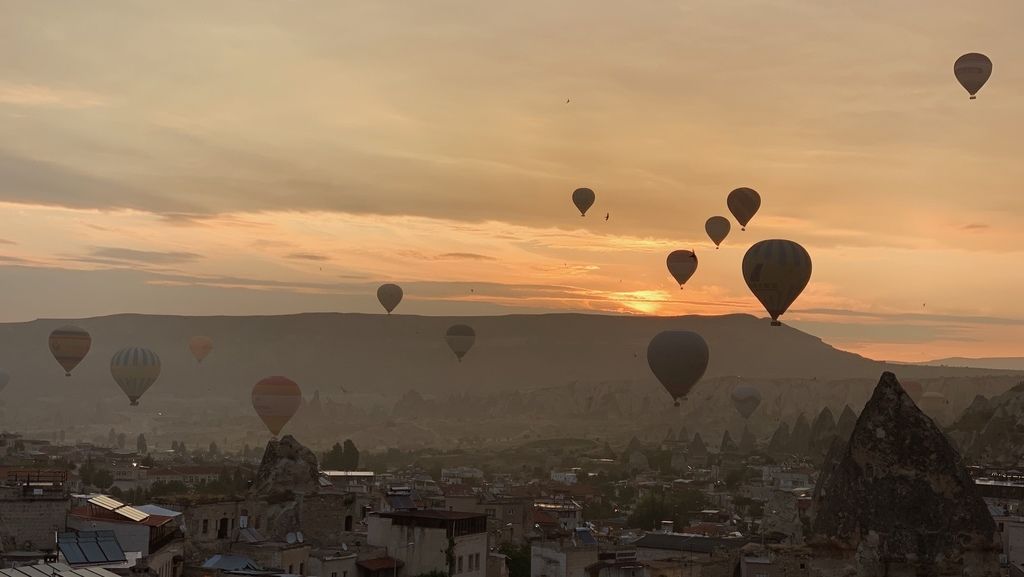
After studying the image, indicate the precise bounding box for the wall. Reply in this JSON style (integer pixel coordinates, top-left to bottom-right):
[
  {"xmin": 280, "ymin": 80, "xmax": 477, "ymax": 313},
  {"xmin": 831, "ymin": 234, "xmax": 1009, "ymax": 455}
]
[
  {"xmin": 308, "ymin": 553, "xmax": 357, "ymax": 577},
  {"xmin": 0, "ymin": 495, "xmax": 68, "ymax": 550},
  {"xmin": 299, "ymin": 493, "xmax": 357, "ymax": 546},
  {"xmin": 368, "ymin": 516, "xmax": 487, "ymax": 577},
  {"xmin": 143, "ymin": 539, "xmax": 184, "ymax": 577}
]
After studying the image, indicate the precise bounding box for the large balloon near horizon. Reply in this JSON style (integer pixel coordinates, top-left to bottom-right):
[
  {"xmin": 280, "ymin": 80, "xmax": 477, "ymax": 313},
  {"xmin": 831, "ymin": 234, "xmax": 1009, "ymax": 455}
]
[
  {"xmin": 189, "ymin": 336, "xmax": 214, "ymax": 364},
  {"xmin": 572, "ymin": 188, "xmax": 596, "ymax": 216},
  {"xmin": 742, "ymin": 239, "xmax": 812, "ymax": 326},
  {"xmin": 647, "ymin": 331, "xmax": 709, "ymax": 406},
  {"xmin": 252, "ymin": 376, "xmax": 302, "ymax": 436},
  {"xmin": 111, "ymin": 347, "xmax": 161, "ymax": 406},
  {"xmin": 446, "ymin": 324, "xmax": 476, "ymax": 362},
  {"xmin": 727, "ymin": 188, "xmax": 761, "ymax": 231},
  {"xmin": 49, "ymin": 326, "xmax": 92, "ymax": 377},
  {"xmin": 731, "ymin": 385, "xmax": 762, "ymax": 419},
  {"xmin": 666, "ymin": 250, "xmax": 698, "ymax": 288},
  {"xmin": 705, "ymin": 216, "xmax": 731, "ymax": 249},
  {"xmin": 377, "ymin": 284, "xmax": 404, "ymax": 314},
  {"xmin": 954, "ymin": 53, "xmax": 992, "ymax": 99}
]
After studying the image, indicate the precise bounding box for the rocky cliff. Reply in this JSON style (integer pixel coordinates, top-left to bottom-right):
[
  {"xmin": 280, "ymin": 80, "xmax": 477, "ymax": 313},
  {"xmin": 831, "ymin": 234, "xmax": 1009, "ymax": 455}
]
[
  {"xmin": 811, "ymin": 372, "xmax": 999, "ymax": 576},
  {"xmin": 253, "ymin": 435, "xmax": 320, "ymax": 496}
]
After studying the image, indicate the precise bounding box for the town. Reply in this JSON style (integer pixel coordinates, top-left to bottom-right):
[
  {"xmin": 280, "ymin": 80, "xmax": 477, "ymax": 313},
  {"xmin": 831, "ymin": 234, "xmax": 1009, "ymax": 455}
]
[{"xmin": 2, "ymin": 372, "xmax": 1021, "ymax": 577}]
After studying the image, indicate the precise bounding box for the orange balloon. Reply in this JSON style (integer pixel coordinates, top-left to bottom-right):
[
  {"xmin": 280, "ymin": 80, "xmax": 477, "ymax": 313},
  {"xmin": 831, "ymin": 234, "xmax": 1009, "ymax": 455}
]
[
  {"xmin": 189, "ymin": 336, "xmax": 214, "ymax": 363},
  {"xmin": 252, "ymin": 376, "xmax": 302, "ymax": 436}
]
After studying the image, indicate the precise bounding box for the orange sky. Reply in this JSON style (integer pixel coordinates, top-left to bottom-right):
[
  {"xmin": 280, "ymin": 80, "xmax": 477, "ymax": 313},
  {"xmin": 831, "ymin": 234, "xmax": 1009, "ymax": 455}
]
[{"xmin": 2, "ymin": 1, "xmax": 1024, "ymax": 361}]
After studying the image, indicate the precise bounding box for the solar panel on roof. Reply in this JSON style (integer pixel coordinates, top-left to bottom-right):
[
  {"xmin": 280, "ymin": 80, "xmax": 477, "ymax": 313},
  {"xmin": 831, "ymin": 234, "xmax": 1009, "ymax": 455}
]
[
  {"xmin": 60, "ymin": 543, "xmax": 89, "ymax": 565},
  {"xmin": 116, "ymin": 506, "xmax": 149, "ymax": 522},
  {"xmin": 97, "ymin": 539, "xmax": 126, "ymax": 562},
  {"xmin": 78, "ymin": 541, "xmax": 105, "ymax": 563},
  {"xmin": 88, "ymin": 495, "xmax": 125, "ymax": 511}
]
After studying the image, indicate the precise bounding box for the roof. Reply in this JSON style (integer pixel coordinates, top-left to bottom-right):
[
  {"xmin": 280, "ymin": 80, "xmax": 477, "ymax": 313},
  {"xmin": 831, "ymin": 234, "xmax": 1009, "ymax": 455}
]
[
  {"xmin": 69, "ymin": 506, "xmax": 172, "ymax": 528},
  {"xmin": 57, "ymin": 531, "xmax": 126, "ymax": 566},
  {"xmin": 0, "ymin": 563, "xmax": 121, "ymax": 577},
  {"xmin": 134, "ymin": 504, "xmax": 181, "ymax": 518},
  {"xmin": 631, "ymin": 533, "xmax": 750, "ymax": 554},
  {"xmin": 203, "ymin": 555, "xmax": 264, "ymax": 571},
  {"xmin": 378, "ymin": 510, "xmax": 484, "ymax": 521},
  {"xmin": 387, "ymin": 495, "xmax": 417, "ymax": 511},
  {"xmin": 357, "ymin": 558, "xmax": 403, "ymax": 572},
  {"xmin": 322, "ymin": 470, "xmax": 375, "ymax": 477},
  {"xmin": 533, "ymin": 510, "xmax": 559, "ymax": 526},
  {"xmin": 87, "ymin": 495, "xmax": 150, "ymax": 522}
]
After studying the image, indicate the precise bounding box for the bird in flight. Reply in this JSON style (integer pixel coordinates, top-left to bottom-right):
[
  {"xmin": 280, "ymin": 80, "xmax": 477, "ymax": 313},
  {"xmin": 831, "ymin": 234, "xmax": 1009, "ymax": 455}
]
[
  {"xmin": 605, "ymin": 213, "xmax": 609, "ymax": 221},
  {"xmin": 566, "ymin": 98, "xmax": 570, "ymax": 104}
]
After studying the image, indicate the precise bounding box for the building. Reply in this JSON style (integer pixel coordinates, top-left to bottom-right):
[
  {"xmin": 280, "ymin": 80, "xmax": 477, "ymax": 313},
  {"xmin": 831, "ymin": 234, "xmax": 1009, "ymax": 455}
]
[
  {"xmin": 440, "ymin": 468, "xmax": 485, "ymax": 486},
  {"xmin": 308, "ymin": 549, "xmax": 358, "ymax": 577},
  {"xmin": 551, "ymin": 471, "xmax": 579, "ymax": 486},
  {"xmin": 322, "ymin": 471, "xmax": 376, "ymax": 494},
  {"xmin": 65, "ymin": 495, "xmax": 183, "ymax": 577},
  {"xmin": 531, "ymin": 540, "xmax": 600, "ymax": 577},
  {"xmin": 535, "ymin": 499, "xmax": 583, "ymax": 532},
  {"xmin": 367, "ymin": 510, "xmax": 488, "ymax": 577},
  {"xmin": 0, "ymin": 469, "xmax": 70, "ymax": 552},
  {"xmin": 995, "ymin": 515, "xmax": 1024, "ymax": 570}
]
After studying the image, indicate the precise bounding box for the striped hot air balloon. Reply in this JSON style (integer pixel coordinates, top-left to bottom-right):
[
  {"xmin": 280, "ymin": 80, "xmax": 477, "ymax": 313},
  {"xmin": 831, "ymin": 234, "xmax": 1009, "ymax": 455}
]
[
  {"xmin": 252, "ymin": 376, "xmax": 302, "ymax": 436},
  {"xmin": 742, "ymin": 239, "xmax": 812, "ymax": 326},
  {"xmin": 111, "ymin": 347, "xmax": 161, "ymax": 406},
  {"xmin": 445, "ymin": 325, "xmax": 476, "ymax": 362},
  {"xmin": 49, "ymin": 326, "xmax": 92, "ymax": 377},
  {"xmin": 727, "ymin": 187, "xmax": 761, "ymax": 231},
  {"xmin": 189, "ymin": 336, "xmax": 214, "ymax": 363}
]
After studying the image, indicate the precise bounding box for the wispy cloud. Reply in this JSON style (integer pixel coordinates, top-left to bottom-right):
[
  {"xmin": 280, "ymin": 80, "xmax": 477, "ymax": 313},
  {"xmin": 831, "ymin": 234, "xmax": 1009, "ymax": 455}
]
[
  {"xmin": 0, "ymin": 84, "xmax": 107, "ymax": 109},
  {"xmin": 436, "ymin": 252, "xmax": 495, "ymax": 261},
  {"xmin": 287, "ymin": 252, "xmax": 330, "ymax": 262},
  {"xmin": 89, "ymin": 247, "xmax": 203, "ymax": 265}
]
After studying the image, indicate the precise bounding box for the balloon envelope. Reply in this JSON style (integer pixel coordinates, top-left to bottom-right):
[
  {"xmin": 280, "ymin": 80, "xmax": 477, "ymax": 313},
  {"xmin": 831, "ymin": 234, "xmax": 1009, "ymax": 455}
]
[
  {"xmin": 954, "ymin": 53, "xmax": 992, "ymax": 99},
  {"xmin": 666, "ymin": 250, "xmax": 698, "ymax": 288},
  {"xmin": 446, "ymin": 324, "xmax": 476, "ymax": 362},
  {"xmin": 647, "ymin": 331, "xmax": 709, "ymax": 405},
  {"xmin": 111, "ymin": 347, "xmax": 161, "ymax": 406},
  {"xmin": 705, "ymin": 216, "xmax": 731, "ymax": 248},
  {"xmin": 731, "ymin": 385, "xmax": 762, "ymax": 419},
  {"xmin": 377, "ymin": 284, "xmax": 404, "ymax": 314},
  {"xmin": 49, "ymin": 325, "xmax": 92, "ymax": 376},
  {"xmin": 252, "ymin": 376, "xmax": 302, "ymax": 436},
  {"xmin": 727, "ymin": 188, "xmax": 761, "ymax": 230},
  {"xmin": 189, "ymin": 336, "xmax": 214, "ymax": 363},
  {"xmin": 572, "ymin": 188, "xmax": 596, "ymax": 216},
  {"xmin": 742, "ymin": 239, "xmax": 812, "ymax": 326}
]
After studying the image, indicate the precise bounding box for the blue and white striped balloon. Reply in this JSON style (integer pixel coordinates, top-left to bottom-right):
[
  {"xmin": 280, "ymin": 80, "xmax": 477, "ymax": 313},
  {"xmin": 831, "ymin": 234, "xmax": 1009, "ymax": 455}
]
[{"xmin": 111, "ymin": 347, "xmax": 161, "ymax": 406}]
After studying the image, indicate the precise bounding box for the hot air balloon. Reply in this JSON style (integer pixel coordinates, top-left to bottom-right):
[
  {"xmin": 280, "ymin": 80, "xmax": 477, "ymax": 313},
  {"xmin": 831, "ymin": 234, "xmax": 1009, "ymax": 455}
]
[
  {"xmin": 377, "ymin": 284, "xmax": 404, "ymax": 314},
  {"xmin": 954, "ymin": 53, "xmax": 992, "ymax": 99},
  {"xmin": 647, "ymin": 331, "xmax": 709, "ymax": 406},
  {"xmin": 742, "ymin": 239, "xmax": 811, "ymax": 326},
  {"xmin": 727, "ymin": 188, "xmax": 761, "ymax": 231},
  {"xmin": 446, "ymin": 324, "xmax": 476, "ymax": 362},
  {"xmin": 0, "ymin": 370, "xmax": 9, "ymax": 394},
  {"xmin": 572, "ymin": 188, "xmax": 595, "ymax": 217},
  {"xmin": 705, "ymin": 216, "xmax": 731, "ymax": 249},
  {"xmin": 666, "ymin": 250, "xmax": 698, "ymax": 289},
  {"xmin": 252, "ymin": 376, "xmax": 302, "ymax": 436},
  {"xmin": 731, "ymin": 385, "xmax": 762, "ymax": 419},
  {"xmin": 189, "ymin": 336, "xmax": 214, "ymax": 364},
  {"xmin": 110, "ymin": 347, "xmax": 161, "ymax": 406},
  {"xmin": 49, "ymin": 325, "xmax": 92, "ymax": 377}
]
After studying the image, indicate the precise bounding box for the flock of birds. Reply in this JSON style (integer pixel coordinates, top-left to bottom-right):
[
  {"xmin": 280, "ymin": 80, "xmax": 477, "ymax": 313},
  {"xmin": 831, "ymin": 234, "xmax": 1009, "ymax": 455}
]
[{"xmin": 0, "ymin": 53, "xmax": 996, "ymax": 434}]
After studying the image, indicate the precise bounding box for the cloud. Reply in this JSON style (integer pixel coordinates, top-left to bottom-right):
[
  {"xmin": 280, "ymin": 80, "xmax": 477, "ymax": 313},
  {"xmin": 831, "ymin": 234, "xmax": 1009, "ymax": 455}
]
[
  {"xmin": 961, "ymin": 223, "xmax": 990, "ymax": 231},
  {"xmin": 88, "ymin": 247, "xmax": 203, "ymax": 265},
  {"xmin": 436, "ymin": 252, "xmax": 496, "ymax": 261},
  {"xmin": 287, "ymin": 252, "xmax": 330, "ymax": 262},
  {"xmin": 0, "ymin": 84, "xmax": 106, "ymax": 109}
]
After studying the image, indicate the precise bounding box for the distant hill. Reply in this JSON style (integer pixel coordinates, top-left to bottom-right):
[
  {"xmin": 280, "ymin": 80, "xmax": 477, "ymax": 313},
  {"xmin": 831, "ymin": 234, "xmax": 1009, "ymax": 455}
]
[
  {"xmin": 0, "ymin": 312, "xmax": 1015, "ymax": 406},
  {"xmin": 921, "ymin": 357, "xmax": 1024, "ymax": 371}
]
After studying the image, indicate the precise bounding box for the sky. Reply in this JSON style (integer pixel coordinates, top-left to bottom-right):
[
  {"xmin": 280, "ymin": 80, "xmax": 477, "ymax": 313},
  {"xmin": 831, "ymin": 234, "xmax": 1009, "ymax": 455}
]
[{"xmin": 2, "ymin": 0, "xmax": 1024, "ymax": 362}]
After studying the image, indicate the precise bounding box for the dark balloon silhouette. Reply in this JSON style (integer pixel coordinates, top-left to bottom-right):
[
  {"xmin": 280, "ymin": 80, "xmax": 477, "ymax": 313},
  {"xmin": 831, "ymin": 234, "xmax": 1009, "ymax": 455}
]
[
  {"xmin": 728, "ymin": 187, "xmax": 761, "ymax": 231},
  {"xmin": 647, "ymin": 330, "xmax": 709, "ymax": 406},
  {"xmin": 49, "ymin": 326, "xmax": 92, "ymax": 377},
  {"xmin": 446, "ymin": 324, "xmax": 476, "ymax": 362},
  {"xmin": 667, "ymin": 250, "xmax": 698, "ymax": 288},
  {"xmin": 377, "ymin": 283, "xmax": 404, "ymax": 314},
  {"xmin": 742, "ymin": 239, "xmax": 812, "ymax": 326},
  {"xmin": 954, "ymin": 53, "xmax": 992, "ymax": 99},
  {"xmin": 572, "ymin": 188, "xmax": 596, "ymax": 216}
]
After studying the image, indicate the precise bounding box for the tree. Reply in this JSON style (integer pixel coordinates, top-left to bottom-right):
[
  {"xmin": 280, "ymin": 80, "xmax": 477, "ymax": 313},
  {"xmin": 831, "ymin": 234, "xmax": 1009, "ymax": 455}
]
[
  {"xmin": 137, "ymin": 434, "xmax": 148, "ymax": 455},
  {"xmin": 209, "ymin": 441, "xmax": 220, "ymax": 457},
  {"xmin": 108, "ymin": 428, "xmax": 117, "ymax": 447},
  {"xmin": 342, "ymin": 439, "xmax": 360, "ymax": 469},
  {"xmin": 93, "ymin": 469, "xmax": 114, "ymax": 491},
  {"xmin": 116, "ymin": 433, "xmax": 126, "ymax": 449},
  {"xmin": 627, "ymin": 489, "xmax": 707, "ymax": 531},
  {"xmin": 323, "ymin": 443, "xmax": 346, "ymax": 469},
  {"xmin": 498, "ymin": 544, "xmax": 530, "ymax": 577}
]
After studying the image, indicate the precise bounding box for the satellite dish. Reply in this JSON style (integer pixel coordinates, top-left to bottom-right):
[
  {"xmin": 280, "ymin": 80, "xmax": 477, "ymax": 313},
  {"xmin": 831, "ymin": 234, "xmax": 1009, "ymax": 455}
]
[
  {"xmin": 297, "ymin": 531, "xmax": 305, "ymax": 543},
  {"xmin": 286, "ymin": 532, "xmax": 297, "ymax": 544}
]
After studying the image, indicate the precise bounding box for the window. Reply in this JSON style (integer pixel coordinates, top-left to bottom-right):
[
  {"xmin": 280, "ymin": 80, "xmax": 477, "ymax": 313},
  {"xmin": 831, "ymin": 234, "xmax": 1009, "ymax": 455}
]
[
  {"xmin": 289, "ymin": 566, "xmax": 294, "ymax": 574},
  {"xmin": 300, "ymin": 563, "xmax": 305, "ymax": 575},
  {"xmin": 343, "ymin": 571, "xmax": 348, "ymax": 577},
  {"xmin": 202, "ymin": 519, "xmax": 209, "ymax": 534},
  {"xmin": 332, "ymin": 573, "xmax": 337, "ymax": 577},
  {"xmin": 458, "ymin": 556, "xmax": 464, "ymax": 573},
  {"xmin": 468, "ymin": 555, "xmax": 474, "ymax": 571},
  {"xmin": 475, "ymin": 554, "xmax": 481, "ymax": 571}
]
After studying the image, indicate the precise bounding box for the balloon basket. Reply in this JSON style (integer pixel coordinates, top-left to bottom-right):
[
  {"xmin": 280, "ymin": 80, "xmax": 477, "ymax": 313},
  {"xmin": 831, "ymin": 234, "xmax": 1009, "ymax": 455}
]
[
  {"xmin": 970, "ymin": 96, "xmax": 976, "ymax": 100},
  {"xmin": 771, "ymin": 321, "xmax": 782, "ymax": 327}
]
